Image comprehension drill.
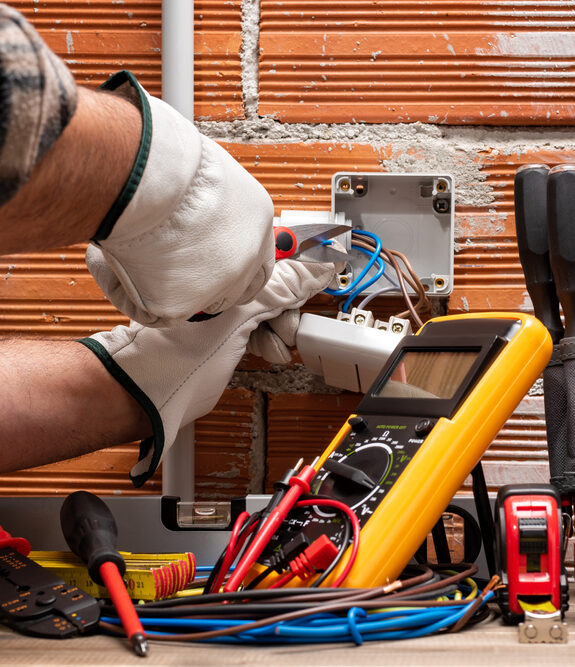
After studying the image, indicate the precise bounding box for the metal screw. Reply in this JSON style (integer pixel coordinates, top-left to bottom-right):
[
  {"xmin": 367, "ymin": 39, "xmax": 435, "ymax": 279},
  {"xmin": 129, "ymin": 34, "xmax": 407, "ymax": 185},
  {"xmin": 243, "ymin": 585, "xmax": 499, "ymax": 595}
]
[
  {"xmin": 550, "ymin": 624, "xmax": 564, "ymax": 640},
  {"xmin": 524, "ymin": 624, "xmax": 538, "ymax": 639},
  {"xmin": 354, "ymin": 314, "xmax": 366, "ymax": 325},
  {"xmin": 391, "ymin": 323, "xmax": 403, "ymax": 333}
]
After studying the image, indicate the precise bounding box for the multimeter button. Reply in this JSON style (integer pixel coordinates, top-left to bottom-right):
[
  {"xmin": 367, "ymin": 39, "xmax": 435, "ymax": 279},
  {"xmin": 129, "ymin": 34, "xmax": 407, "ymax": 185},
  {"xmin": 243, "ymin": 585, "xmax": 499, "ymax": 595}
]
[
  {"xmin": 35, "ymin": 593, "xmax": 57, "ymax": 606},
  {"xmin": 414, "ymin": 419, "xmax": 433, "ymax": 436},
  {"xmin": 348, "ymin": 416, "xmax": 367, "ymax": 432}
]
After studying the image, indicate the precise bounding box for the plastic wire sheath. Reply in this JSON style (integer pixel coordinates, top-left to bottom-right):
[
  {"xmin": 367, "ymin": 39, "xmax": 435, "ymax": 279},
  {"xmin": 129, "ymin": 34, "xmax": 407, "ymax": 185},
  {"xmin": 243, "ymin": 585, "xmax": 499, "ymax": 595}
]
[
  {"xmin": 324, "ymin": 230, "xmax": 382, "ymax": 297},
  {"xmin": 312, "ymin": 511, "xmax": 351, "ymax": 588},
  {"xmin": 223, "ymin": 465, "xmax": 317, "ymax": 593},
  {"xmin": 202, "ymin": 510, "xmax": 261, "ymax": 595},
  {"xmin": 293, "ymin": 498, "xmax": 361, "ymax": 588},
  {"xmin": 346, "ymin": 236, "xmax": 427, "ymax": 327},
  {"xmin": 341, "ymin": 249, "xmax": 386, "ymax": 313},
  {"xmin": 102, "ymin": 566, "xmax": 480, "ymax": 643},
  {"xmin": 207, "ymin": 510, "xmax": 251, "ymax": 594},
  {"xmin": 248, "ymin": 499, "xmax": 354, "ymax": 590},
  {"xmin": 99, "ymin": 591, "xmax": 493, "ymax": 644},
  {"xmin": 351, "ymin": 238, "xmax": 426, "ymax": 327}
]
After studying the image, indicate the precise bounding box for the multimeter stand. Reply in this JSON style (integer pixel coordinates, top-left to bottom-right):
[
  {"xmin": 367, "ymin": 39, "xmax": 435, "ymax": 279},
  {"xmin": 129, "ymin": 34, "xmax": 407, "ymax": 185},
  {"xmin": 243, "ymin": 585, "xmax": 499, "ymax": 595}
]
[
  {"xmin": 414, "ymin": 461, "xmax": 496, "ymax": 581},
  {"xmin": 471, "ymin": 463, "xmax": 497, "ymax": 577}
]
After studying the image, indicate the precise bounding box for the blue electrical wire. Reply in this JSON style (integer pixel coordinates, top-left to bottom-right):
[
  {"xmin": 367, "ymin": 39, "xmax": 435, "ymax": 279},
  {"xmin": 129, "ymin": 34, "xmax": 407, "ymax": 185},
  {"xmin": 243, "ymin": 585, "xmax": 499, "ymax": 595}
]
[
  {"xmin": 324, "ymin": 230, "xmax": 382, "ymax": 298},
  {"xmin": 324, "ymin": 229, "xmax": 403, "ymax": 313},
  {"xmin": 100, "ymin": 590, "xmax": 494, "ymax": 646},
  {"xmin": 341, "ymin": 247, "xmax": 386, "ymax": 313}
]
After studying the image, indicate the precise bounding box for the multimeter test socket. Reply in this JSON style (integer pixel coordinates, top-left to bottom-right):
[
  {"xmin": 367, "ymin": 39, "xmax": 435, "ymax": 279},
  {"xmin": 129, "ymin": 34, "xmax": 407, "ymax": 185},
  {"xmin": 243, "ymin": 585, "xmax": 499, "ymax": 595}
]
[{"xmin": 249, "ymin": 312, "xmax": 552, "ymax": 590}]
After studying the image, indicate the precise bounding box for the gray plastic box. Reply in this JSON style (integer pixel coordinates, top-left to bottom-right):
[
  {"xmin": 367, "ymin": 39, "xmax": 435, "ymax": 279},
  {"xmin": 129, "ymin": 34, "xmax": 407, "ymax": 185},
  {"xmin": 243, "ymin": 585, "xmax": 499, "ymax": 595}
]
[{"xmin": 332, "ymin": 172, "xmax": 454, "ymax": 297}]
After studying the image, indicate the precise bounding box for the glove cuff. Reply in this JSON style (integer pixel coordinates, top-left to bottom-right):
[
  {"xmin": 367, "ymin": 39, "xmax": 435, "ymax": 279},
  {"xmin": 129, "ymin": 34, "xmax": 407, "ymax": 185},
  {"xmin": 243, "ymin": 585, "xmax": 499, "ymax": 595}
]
[
  {"xmin": 90, "ymin": 70, "xmax": 152, "ymax": 242},
  {"xmin": 77, "ymin": 337, "xmax": 165, "ymax": 487}
]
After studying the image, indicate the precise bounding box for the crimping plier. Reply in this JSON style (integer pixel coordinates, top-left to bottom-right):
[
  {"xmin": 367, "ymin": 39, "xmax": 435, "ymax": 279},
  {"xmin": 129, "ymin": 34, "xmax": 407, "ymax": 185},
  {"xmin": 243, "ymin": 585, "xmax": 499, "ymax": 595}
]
[
  {"xmin": 0, "ymin": 524, "xmax": 100, "ymax": 638},
  {"xmin": 274, "ymin": 219, "xmax": 350, "ymax": 263}
]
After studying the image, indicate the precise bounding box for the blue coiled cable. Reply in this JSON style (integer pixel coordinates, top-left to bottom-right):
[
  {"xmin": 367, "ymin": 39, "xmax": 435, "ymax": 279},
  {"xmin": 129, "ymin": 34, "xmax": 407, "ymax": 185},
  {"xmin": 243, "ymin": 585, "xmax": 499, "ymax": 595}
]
[{"xmin": 100, "ymin": 590, "xmax": 493, "ymax": 646}]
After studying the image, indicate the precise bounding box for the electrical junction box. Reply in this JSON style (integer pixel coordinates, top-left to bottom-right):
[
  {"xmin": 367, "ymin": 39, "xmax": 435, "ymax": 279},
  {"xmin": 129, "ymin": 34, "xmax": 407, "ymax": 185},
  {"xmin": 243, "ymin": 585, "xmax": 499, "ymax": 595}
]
[{"xmin": 332, "ymin": 172, "xmax": 454, "ymax": 297}]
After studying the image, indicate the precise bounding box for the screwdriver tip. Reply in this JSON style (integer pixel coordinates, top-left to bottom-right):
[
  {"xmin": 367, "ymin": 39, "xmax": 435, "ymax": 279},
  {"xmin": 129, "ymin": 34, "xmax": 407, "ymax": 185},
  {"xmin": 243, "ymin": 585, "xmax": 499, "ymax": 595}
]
[{"xmin": 130, "ymin": 633, "xmax": 149, "ymax": 657}]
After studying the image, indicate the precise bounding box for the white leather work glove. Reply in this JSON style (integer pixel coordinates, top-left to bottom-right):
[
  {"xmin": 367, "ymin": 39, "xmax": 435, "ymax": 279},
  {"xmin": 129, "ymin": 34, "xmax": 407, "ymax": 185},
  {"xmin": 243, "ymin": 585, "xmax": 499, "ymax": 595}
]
[
  {"xmin": 245, "ymin": 239, "xmax": 348, "ymax": 363},
  {"xmin": 245, "ymin": 310, "xmax": 300, "ymax": 363},
  {"xmin": 86, "ymin": 70, "xmax": 274, "ymax": 327},
  {"xmin": 79, "ymin": 259, "xmax": 337, "ymax": 487}
]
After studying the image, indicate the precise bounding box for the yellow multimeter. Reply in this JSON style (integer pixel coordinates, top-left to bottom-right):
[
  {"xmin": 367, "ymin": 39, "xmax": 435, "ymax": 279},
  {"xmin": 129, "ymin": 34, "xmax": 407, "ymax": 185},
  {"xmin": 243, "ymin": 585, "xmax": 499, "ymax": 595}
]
[{"xmin": 251, "ymin": 312, "xmax": 552, "ymax": 589}]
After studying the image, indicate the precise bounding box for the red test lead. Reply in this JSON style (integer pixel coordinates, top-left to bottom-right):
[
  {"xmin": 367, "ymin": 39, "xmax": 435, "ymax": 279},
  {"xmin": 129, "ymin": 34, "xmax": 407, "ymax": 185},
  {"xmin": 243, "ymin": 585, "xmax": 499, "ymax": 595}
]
[{"xmin": 223, "ymin": 463, "xmax": 318, "ymax": 592}]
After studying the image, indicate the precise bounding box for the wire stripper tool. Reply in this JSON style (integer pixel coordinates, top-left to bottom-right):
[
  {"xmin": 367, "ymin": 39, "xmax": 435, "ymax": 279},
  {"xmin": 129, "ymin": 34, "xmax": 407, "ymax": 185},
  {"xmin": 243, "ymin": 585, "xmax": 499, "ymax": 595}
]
[
  {"xmin": 274, "ymin": 221, "xmax": 350, "ymax": 263},
  {"xmin": 0, "ymin": 525, "xmax": 100, "ymax": 638}
]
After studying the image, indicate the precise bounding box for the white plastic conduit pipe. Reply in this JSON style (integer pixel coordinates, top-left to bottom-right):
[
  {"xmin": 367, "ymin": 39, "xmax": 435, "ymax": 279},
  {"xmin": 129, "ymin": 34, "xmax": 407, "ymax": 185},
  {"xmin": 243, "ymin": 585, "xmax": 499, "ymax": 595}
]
[{"xmin": 161, "ymin": 0, "xmax": 196, "ymax": 502}]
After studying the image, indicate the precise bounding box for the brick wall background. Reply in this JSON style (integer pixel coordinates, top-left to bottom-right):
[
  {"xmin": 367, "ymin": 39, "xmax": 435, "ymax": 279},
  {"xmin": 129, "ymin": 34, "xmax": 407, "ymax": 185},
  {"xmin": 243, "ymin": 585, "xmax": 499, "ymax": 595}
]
[{"xmin": 1, "ymin": 0, "xmax": 572, "ymax": 499}]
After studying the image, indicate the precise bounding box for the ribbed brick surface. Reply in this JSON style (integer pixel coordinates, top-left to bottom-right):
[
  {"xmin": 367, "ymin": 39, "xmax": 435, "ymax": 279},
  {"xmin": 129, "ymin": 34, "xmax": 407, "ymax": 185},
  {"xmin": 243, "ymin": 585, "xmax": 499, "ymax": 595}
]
[
  {"xmin": 4, "ymin": 142, "xmax": 575, "ymax": 333},
  {"xmin": 11, "ymin": 0, "xmax": 243, "ymax": 119},
  {"xmin": 259, "ymin": 0, "xmax": 575, "ymax": 124},
  {"xmin": 0, "ymin": 3, "xmax": 564, "ymax": 500}
]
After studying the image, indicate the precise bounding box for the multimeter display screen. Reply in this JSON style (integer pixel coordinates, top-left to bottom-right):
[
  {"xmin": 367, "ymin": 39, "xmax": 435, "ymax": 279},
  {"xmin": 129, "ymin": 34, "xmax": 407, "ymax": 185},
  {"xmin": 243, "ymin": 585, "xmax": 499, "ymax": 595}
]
[{"xmin": 375, "ymin": 349, "xmax": 481, "ymax": 400}]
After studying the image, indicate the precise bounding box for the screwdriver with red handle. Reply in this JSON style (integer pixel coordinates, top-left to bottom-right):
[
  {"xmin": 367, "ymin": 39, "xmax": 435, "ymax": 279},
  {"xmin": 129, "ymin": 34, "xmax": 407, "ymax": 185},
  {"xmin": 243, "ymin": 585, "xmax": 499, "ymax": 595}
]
[{"xmin": 60, "ymin": 491, "xmax": 148, "ymax": 657}]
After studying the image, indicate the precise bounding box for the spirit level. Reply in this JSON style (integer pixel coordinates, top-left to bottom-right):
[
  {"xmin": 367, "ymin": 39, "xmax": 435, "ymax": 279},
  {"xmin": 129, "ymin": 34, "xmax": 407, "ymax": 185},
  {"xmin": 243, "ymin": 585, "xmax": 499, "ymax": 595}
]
[{"xmin": 249, "ymin": 312, "xmax": 552, "ymax": 589}]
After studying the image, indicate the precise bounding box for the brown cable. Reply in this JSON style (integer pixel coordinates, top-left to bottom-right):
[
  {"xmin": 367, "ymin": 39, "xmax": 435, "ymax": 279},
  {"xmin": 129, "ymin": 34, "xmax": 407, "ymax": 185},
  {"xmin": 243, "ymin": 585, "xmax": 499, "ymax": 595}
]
[
  {"xmin": 350, "ymin": 237, "xmax": 424, "ymax": 327},
  {"xmin": 133, "ymin": 564, "xmax": 481, "ymax": 642}
]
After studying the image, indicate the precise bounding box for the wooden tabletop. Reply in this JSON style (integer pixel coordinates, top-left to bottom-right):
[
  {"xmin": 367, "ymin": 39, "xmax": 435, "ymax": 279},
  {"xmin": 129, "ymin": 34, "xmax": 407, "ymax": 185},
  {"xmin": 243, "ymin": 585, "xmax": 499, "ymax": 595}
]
[{"xmin": 1, "ymin": 596, "xmax": 574, "ymax": 667}]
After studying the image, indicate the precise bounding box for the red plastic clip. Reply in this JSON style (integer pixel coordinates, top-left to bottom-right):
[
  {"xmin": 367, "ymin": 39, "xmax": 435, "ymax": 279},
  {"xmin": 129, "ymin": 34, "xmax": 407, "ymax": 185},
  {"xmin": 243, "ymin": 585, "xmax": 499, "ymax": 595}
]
[{"xmin": 0, "ymin": 525, "xmax": 31, "ymax": 556}]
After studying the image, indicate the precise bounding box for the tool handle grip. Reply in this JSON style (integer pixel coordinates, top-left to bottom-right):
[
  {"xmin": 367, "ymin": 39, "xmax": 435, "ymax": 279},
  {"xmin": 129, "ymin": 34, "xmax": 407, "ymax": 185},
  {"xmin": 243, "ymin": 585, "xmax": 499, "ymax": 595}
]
[
  {"xmin": 274, "ymin": 226, "xmax": 297, "ymax": 260},
  {"xmin": 548, "ymin": 165, "xmax": 575, "ymax": 336},
  {"xmin": 60, "ymin": 491, "xmax": 125, "ymax": 585},
  {"xmin": 514, "ymin": 164, "xmax": 563, "ymax": 342},
  {"xmin": 0, "ymin": 525, "xmax": 30, "ymax": 556}
]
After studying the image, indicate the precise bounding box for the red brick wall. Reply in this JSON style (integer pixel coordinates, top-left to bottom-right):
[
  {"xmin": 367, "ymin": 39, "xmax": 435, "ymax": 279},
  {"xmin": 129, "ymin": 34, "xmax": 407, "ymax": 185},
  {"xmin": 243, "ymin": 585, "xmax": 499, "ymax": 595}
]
[{"xmin": 0, "ymin": 1, "xmax": 565, "ymax": 498}]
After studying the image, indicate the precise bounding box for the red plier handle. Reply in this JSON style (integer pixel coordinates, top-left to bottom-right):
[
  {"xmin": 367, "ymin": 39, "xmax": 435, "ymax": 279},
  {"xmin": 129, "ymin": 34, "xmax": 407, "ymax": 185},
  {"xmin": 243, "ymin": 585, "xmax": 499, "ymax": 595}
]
[
  {"xmin": 274, "ymin": 226, "xmax": 298, "ymax": 260},
  {"xmin": 0, "ymin": 525, "xmax": 31, "ymax": 556}
]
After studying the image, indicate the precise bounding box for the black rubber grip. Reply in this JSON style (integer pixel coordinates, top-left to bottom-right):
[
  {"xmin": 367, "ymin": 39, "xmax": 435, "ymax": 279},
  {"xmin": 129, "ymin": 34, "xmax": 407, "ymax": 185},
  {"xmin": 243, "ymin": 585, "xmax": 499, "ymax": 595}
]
[
  {"xmin": 548, "ymin": 165, "xmax": 575, "ymax": 337},
  {"xmin": 514, "ymin": 164, "xmax": 563, "ymax": 342},
  {"xmin": 60, "ymin": 491, "xmax": 125, "ymax": 585}
]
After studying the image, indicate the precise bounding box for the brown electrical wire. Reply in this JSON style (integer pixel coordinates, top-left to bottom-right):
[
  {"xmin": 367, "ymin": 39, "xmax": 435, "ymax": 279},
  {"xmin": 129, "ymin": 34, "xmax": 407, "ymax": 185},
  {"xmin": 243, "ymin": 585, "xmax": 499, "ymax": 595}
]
[
  {"xmin": 101, "ymin": 564, "xmax": 484, "ymax": 643},
  {"xmin": 350, "ymin": 235, "xmax": 429, "ymax": 328},
  {"xmin": 350, "ymin": 238, "xmax": 417, "ymax": 323},
  {"xmin": 350, "ymin": 234, "xmax": 429, "ymax": 318}
]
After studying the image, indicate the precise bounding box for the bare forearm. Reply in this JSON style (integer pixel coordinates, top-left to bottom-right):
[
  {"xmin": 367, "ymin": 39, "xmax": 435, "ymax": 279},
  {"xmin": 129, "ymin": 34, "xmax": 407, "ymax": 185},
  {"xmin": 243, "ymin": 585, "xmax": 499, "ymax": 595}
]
[
  {"xmin": 0, "ymin": 86, "xmax": 142, "ymax": 252},
  {"xmin": 0, "ymin": 339, "xmax": 152, "ymax": 472}
]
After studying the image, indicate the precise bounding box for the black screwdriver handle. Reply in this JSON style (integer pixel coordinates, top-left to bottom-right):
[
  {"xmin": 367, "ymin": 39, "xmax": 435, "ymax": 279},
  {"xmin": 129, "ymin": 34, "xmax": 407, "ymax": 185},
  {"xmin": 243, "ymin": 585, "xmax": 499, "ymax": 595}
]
[
  {"xmin": 514, "ymin": 164, "xmax": 563, "ymax": 343},
  {"xmin": 548, "ymin": 164, "xmax": 575, "ymax": 338},
  {"xmin": 60, "ymin": 491, "xmax": 125, "ymax": 585}
]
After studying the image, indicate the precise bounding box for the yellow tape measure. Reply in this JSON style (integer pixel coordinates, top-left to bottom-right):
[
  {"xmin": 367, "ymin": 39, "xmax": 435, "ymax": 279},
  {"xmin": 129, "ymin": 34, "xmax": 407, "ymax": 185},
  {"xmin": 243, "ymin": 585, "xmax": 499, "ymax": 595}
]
[{"xmin": 31, "ymin": 551, "xmax": 195, "ymax": 601}]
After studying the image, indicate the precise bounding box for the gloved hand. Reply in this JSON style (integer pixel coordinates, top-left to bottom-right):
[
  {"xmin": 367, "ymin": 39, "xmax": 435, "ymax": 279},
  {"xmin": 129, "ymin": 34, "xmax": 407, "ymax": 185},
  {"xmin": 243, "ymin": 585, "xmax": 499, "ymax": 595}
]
[
  {"xmin": 79, "ymin": 259, "xmax": 337, "ymax": 486},
  {"xmin": 245, "ymin": 310, "xmax": 300, "ymax": 363},
  {"xmin": 245, "ymin": 239, "xmax": 347, "ymax": 363},
  {"xmin": 86, "ymin": 71, "xmax": 274, "ymax": 328}
]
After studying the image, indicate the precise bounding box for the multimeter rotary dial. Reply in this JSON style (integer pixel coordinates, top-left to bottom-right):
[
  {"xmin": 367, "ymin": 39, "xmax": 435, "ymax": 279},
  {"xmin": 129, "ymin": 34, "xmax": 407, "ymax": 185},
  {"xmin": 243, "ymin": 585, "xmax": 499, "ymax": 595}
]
[{"xmin": 313, "ymin": 441, "xmax": 393, "ymax": 512}]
